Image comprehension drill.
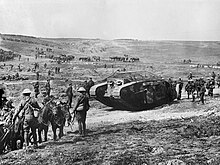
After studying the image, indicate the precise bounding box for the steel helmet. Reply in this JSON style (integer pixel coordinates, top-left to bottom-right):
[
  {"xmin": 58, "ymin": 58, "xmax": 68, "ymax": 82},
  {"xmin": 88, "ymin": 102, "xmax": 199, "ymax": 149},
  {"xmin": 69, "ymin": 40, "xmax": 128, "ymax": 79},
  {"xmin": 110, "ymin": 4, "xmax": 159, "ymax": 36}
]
[
  {"xmin": 77, "ymin": 87, "xmax": 86, "ymax": 92},
  {"xmin": 22, "ymin": 88, "xmax": 32, "ymax": 94}
]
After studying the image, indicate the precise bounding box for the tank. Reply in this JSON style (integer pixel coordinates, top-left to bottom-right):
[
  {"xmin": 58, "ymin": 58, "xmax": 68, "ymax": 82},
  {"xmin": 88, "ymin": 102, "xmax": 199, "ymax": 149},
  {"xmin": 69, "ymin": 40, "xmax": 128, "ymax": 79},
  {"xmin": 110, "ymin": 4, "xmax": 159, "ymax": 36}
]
[{"xmin": 90, "ymin": 71, "xmax": 177, "ymax": 111}]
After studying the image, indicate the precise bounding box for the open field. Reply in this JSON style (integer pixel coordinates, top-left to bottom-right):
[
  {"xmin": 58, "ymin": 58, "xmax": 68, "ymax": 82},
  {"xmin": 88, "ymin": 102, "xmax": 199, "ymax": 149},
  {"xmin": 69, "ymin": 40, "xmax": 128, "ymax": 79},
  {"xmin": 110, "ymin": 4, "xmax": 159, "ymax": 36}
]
[{"xmin": 0, "ymin": 34, "xmax": 220, "ymax": 164}]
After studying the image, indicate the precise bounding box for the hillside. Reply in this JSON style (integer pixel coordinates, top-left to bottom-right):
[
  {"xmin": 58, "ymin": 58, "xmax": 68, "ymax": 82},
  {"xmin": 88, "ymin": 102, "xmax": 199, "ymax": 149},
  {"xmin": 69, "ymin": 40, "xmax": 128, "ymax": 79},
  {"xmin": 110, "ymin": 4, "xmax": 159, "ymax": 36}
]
[{"xmin": 0, "ymin": 34, "xmax": 220, "ymax": 164}]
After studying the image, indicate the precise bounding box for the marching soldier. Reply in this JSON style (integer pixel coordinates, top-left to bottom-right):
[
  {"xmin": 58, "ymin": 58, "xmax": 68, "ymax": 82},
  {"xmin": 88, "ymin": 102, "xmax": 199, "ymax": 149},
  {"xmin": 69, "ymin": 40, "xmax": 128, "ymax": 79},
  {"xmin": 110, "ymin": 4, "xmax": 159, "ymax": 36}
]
[
  {"xmin": 72, "ymin": 87, "xmax": 90, "ymax": 136},
  {"xmin": 13, "ymin": 89, "xmax": 41, "ymax": 148}
]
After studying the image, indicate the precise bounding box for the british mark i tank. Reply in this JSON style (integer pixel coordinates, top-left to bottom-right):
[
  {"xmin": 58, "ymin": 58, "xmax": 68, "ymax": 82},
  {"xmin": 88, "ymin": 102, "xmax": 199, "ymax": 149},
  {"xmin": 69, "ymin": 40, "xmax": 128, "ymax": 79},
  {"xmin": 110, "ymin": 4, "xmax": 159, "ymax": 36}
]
[{"xmin": 90, "ymin": 71, "xmax": 177, "ymax": 110}]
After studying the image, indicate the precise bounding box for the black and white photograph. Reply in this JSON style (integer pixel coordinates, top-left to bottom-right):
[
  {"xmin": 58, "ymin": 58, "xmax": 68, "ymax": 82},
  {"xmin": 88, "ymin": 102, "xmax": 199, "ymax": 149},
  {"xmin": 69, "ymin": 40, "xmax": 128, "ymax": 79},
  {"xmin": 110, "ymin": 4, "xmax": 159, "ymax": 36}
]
[{"xmin": 0, "ymin": 0, "xmax": 220, "ymax": 164}]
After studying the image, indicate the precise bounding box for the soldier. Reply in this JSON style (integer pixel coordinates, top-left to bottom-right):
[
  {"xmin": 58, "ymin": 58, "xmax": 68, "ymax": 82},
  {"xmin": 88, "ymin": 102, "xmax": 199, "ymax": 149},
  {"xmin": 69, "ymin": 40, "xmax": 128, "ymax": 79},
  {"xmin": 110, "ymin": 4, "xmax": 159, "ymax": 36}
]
[
  {"xmin": 44, "ymin": 63, "xmax": 47, "ymax": 68},
  {"xmin": 12, "ymin": 89, "xmax": 41, "ymax": 148},
  {"xmin": 45, "ymin": 79, "xmax": 51, "ymax": 96},
  {"xmin": 206, "ymin": 77, "xmax": 215, "ymax": 97},
  {"xmin": 188, "ymin": 72, "xmax": 193, "ymax": 80},
  {"xmin": 176, "ymin": 77, "xmax": 183, "ymax": 100},
  {"xmin": 199, "ymin": 83, "xmax": 206, "ymax": 104},
  {"xmin": 83, "ymin": 80, "xmax": 89, "ymax": 94},
  {"xmin": 72, "ymin": 87, "xmax": 90, "ymax": 136},
  {"xmin": 185, "ymin": 79, "xmax": 196, "ymax": 101},
  {"xmin": 211, "ymin": 71, "xmax": 216, "ymax": 79},
  {"xmin": 66, "ymin": 83, "xmax": 73, "ymax": 108},
  {"xmin": 87, "ymin": 78, "xmax": 95, "ymax": 97},
  {"xmin": 34, "ymin": 81, "xmax": 40, "ymax": 98}
]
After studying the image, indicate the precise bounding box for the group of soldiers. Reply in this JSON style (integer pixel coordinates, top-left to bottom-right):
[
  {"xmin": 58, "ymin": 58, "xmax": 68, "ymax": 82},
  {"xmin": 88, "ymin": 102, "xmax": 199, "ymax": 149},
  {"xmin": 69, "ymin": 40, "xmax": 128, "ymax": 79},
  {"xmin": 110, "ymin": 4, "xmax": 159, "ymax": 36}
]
[
  {"xmin": 0, "ymin": 77, "xmax": 95, "ymax": 150},
  {"xmin": 171, "ymin": 71, "xmax": 220, "ymax": 104}
]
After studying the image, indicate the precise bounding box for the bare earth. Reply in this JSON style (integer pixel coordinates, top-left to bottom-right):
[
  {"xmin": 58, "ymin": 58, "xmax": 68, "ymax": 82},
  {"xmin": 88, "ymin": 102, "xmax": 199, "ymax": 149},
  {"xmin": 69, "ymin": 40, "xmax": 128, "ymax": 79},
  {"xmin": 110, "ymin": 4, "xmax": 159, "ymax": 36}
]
[{"xmin": 0, "ymin": 35, "xmax": 220, "ymax": 164}]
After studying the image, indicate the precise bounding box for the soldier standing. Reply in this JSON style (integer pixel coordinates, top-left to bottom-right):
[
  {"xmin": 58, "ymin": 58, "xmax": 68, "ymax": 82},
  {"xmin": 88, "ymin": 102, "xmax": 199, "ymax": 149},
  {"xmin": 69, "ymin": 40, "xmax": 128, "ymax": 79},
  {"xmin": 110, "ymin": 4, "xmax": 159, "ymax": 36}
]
[
  {"xmin": 188, "ymin": 72, "xmax": 193, "ymax": 80},
  {"xmin": 66, "ymin": 83, "xmax": 73, "ymax": 108},
  {"xmin": 176, "ymin": 77, "xmax": 183, "ymax": 100},
  {"xmin": 207, "ymin": 77, "xmax": 215, "ymax": 97},
  {"xmin": 72, "ymin": 87, "xmax": 90, "ymax": 136},
  {"xmin": 211, "ymin": 71, "xmax": 216, "ymax": 79},
  {"xmin": 87, "ymin": 78, "xmax": 95, "ymax": 97},
  {"xmin": 13, "ymin": 89, "xmax": 41, "ymax": 148},
  {"xmin": 199, "ymin": 83, "xmax": 206, "ymax": 104},
  {"xmin": 45, "ymin": 79, "xmax": 51, "ymax": 96},
  {"xmin": 34, "ymin": 81, "xmax": 40, "ymax": 98}
]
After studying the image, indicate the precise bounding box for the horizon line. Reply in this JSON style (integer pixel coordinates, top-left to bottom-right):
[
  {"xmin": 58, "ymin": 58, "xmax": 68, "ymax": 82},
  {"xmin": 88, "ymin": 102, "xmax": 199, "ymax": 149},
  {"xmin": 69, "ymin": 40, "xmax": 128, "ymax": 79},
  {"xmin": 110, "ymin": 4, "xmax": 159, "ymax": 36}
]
[{"xmin": 1, "ymin": 33, "xmax": 220, "ymax": 42}]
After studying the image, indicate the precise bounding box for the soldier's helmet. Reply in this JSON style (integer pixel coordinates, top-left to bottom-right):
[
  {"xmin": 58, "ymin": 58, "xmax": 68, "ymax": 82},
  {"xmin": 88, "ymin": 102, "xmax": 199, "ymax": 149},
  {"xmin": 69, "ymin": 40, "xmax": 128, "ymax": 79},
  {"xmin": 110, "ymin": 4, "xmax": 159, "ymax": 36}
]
[
  {"xmin": 77, "ymin": 87, "xmax": 86, "ymax": 92},
  {"xmin": 22, "ymin": 88, "xmax": 32, "ymax": 94}
]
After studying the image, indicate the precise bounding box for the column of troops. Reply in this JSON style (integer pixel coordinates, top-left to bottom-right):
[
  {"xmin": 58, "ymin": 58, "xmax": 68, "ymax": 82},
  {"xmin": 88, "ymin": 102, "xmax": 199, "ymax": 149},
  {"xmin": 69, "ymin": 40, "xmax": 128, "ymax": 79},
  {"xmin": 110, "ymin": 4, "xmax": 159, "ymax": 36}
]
[
  {"xmin": 0, "ymin": 78, "xmax": 95, "ymax": 153},
  {"xmin": 169, "ymin": 71, "xmax": 220, "ymax": 104}
]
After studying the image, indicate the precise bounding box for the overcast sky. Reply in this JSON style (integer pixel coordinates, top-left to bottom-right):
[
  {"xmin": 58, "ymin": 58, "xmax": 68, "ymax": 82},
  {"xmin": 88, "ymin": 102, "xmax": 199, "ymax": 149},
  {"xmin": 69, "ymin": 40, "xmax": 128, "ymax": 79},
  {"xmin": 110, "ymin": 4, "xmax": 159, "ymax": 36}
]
[{"xmin": 0, "ymin": 0, "xmax": 220, "ymax": 40}]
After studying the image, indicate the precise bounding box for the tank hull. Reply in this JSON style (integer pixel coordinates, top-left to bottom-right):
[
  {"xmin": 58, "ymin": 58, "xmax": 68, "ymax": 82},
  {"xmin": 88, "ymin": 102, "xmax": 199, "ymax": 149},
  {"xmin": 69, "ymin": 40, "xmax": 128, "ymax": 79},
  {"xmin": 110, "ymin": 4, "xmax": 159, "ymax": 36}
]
[{"xmin": 90, "ymin": 79, "xmax": 177, "ymax": 111}]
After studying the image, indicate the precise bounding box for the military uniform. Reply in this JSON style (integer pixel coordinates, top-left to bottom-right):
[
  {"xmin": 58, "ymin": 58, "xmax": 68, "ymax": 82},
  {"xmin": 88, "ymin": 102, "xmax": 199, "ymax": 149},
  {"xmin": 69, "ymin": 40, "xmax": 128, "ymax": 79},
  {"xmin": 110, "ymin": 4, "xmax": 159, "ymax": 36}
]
[
  {"xmin": 185, "ymin": 80, "xmax": 196, "ymax": 101},
  {"xmin": 66, "ymin": 84, "xmax": 73, "ymax": 108},
  {"xmin": 72, "ymin": 87, "xmax": 90, "ymax": 136},
  {"xmin": 199, "ymin": 85, "xmax": 206, "ymax": 104},
  {"xmin": 34, "ymin": 82, "xmax": 40, "ymax": 98},
  {"xmin": 45, "ymin": 81, "xmax": 51, "ymax": 96},
  {"xmin": 13, "ymin": 95, "xmax": 40, "ymax": 147},
  {"xmin": 206, "ymin": 78, "xmax": 215, "ymax": 97},
  {"xmin": 176, "ymin": 78, "xmax": 183, "ymax": 100}
]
